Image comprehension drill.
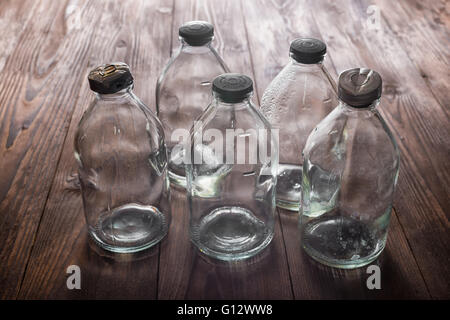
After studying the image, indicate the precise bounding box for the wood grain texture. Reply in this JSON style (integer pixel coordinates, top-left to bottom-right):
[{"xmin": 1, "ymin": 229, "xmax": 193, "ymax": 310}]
[
  {"xmin": 374, "ymin": 0, "xmax": 449, "ymax": 112},
  {"xmin": 242, "ymin": 0, "xmax": 430, "ymax": 299},
  {"xmin": 0, "ymin": 0, "xmax": 39, "ymax": 73},
  {"xmin": 17, "ymin": 0, "xmax": 174, "ymax": 299},
  {"xmin": 0, "ymin": 0, "xmax": 447, "ymax": 300},
  {"xmin": 307, "ymin": 0, "xmax": 449, "ymax": 299},
  {"xmin": 0, "ymin": 0, "xmax": 102, "ymax": 299},
  {"xmin": 157, "ymin": 0, "xmax": 293, "ymax": 299}
]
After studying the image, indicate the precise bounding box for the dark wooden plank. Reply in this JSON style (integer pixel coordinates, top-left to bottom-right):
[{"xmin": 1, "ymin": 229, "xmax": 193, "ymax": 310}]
[
  {"xmin": 157, "ymin": 0, "xmax": 293, "ymax": 299},
  {"xmin": 0, "ymin": 0, "xmax": 105, "ymax": 299},
  {"xmin": 242, "ymin": 0, "xmax": 432, "ymax": 299},
  {"xmin": 18, "ymin": 0, "xmax": 174, "ymax": 299},
  {"xmin": 2, "ymin": 0, "xmax": 446, "ymax": 300},
  {"xmin": 373, "ymin": 0, "xmax": 449, "ymax": 114},
  {"xmin": 0, "ymin": 0, "xmax": 39, "ymax": 73},
  {"xmin": 306, "ymin": 0, "xmax": 449, "ymax": 299},
  {"xmin": 279, "ymin": 207, "xmax": 429, "ymax": 299}
]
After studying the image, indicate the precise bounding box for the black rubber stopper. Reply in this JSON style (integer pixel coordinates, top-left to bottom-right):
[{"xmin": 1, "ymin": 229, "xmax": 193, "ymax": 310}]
[
  {"xmin": 179, "ymin": 21, "xmax": 214, "ymax": 46},
  {"xmin": 88, "ymin": 63, "xmax": 133, "ymax": 94},
  {"xmin": 338, "ymin": 68, "xmax": 382, "ymax": 107},
  {"xmin": 212, "ymin": 73, "xmax": 253, "ymax": 103},
  {"xmin": 290, "ymin": 38, "xmax": 327, "ymax": 64}
]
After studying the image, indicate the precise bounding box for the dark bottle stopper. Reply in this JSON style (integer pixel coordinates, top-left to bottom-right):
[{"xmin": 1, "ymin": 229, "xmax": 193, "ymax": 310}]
[
  {"xmin": 338, "ymin": 68, "xmax": 382, "ymax": 107},
  {"xmin": 88, "ymin": 62, "xmax": 134, "ymax": 94},
  {"xmin": 179, "ymin": 21, "xmax": 214, "ymax": 46},
  {"xmin": 290, "ymin": 38, "xmax": 327, "ymax": 64},
  {"xmin": 212, "ymin": 73, "xmax": 254, "ymax": 103}
]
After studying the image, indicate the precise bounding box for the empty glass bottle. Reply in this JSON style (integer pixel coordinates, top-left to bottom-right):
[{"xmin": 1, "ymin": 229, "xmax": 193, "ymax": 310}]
[
  {"xmin": 187, "ymin": 74, "xmax": 278, "ymax": 261},
  {"xmin": 261, "ymin": 38, "xmax": 337, "ymax": 211},
  {"xmin": 156, "ymin": 21, "xmax": 230, "ymax": 188},
  {"xmin": 75, "ymin": 63, "xmax": 171, "ymax": 253},
  {"xmin": 300, "ymin": 68, "xmax": 400, "ymax": 268}
]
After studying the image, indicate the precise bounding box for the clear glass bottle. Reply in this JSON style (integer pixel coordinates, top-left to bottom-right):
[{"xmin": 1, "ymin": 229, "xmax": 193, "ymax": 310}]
[
  {"xmin": 300, "ymin": 68, "xmax": 400, "ymax": 268},
  {"xmin": 261, "ymin": 38, "xmax": 337, "ymax": 211},
  {"xmin": 156, "ymin": 21, "xmax": 230, "ymax": 188},
  {"xmin": 75, "ymin": 63, "xmax": 171, "ymax": 253},
  {"xmin": 187, "ymin": 74, "xmax": 278, "ymax": 261}
]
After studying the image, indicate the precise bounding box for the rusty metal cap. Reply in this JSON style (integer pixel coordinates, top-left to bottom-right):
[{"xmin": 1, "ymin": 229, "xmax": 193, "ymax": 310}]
[
  {"xmin": 88, "ymin": 62, "xmax": 134, "ymax": 94},
  {"xmin": 290, "ymin": 38, "xmax": 327, "ymax": 64},
  {"xmin": 179, "ymin": 21, "xmax": 214, "ymax": 46},
  {"xmin": 212, "ymin": 73, "xmax": 253, "ymax": 103},
  {"xmin": 338, "ymin": 68, "xmax": 382, "ymax": 107}
]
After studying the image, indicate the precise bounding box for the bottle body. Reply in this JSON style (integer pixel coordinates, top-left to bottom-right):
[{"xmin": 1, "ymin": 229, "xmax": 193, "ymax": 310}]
[
  {"xmin": 187, "ymin": 89, "xmax": 277, "ymax": 261},
  {"xmin": 75, "ymin": 88, "xmax": 171, "ymax": 253},
  {"xmin": 299, "ymin": 101, "xmax": 399, "ymax": 268},
  {"xmin": 261, "ymin": 59, "xmax": 337, "ymax": 211},
  {"xmin": 156, "ymin": 40, "xmax": 229, "ymax": 188}
]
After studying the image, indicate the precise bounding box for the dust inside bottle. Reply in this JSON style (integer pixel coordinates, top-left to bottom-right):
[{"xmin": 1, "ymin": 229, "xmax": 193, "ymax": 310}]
[
  {"xmin": 300, "ymin": 68, "xmax": 399, "ymax": 268},
  {"xmin": 187, "ymin": 73, "xmax": 278, "ymax": 261},
  {"xmin": 75, "ymin": 63, "xmax": 171, "ymax": 253},
  {"xmin": 156, "ymin": 21, "xmax": 230, "ymax": 188},
  {"xmin": 261, "ymin": 38, "xmax": 337, "ymax": 211}
]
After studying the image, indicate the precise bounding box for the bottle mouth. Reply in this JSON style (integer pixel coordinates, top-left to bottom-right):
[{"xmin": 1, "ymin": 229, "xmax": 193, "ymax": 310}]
[
  {"xmin": 212, "ymin": 73, "xmax": 254, "ymax": 103},
  {"xmin": 338, "ymin": 68, "xmax": 382, "ymax": 107},
  {"xmin": 340, "ymin": 99, "xmax": 380, "ymax": 110},
  {"xmin": 289, "ymin": 38, "xmax": 327, "ymax": 64},
  {"xmin": 180, "ymin": 36, "xmax": 213, "ymax": 46},
  {"xmin": 213, "ymin": 91, "xmax": 253, "ymax": 104},
  {"xmin": 179, "ymin": 21, "xmax": 214, "ymax": 46},
  {"xmin": 88, "ymin": 63, "xmax": 134, "ymax": 94}
]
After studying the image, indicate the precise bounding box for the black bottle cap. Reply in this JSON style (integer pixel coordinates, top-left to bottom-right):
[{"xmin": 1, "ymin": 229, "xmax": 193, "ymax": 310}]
[
  {"xmin": 290, "ymin": 38, "xmax": 327, "ymax": 64},
  {"xmin": 338, "ymin": 68, "xmax": 382, "ymax": 107},
  {"xmin": 88, "ymin": 63, "xmax": 133, "ymax": 94},
  {"xmin": 179, "ymin": 21, "xmax": 214, "ymax": 46},
  {"xmin": 212, "ymin": 73, "xmax": 253, "ymax": 103}
]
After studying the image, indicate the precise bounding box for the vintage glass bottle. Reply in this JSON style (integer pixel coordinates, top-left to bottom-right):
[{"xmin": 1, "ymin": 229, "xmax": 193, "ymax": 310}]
[
  {"xmin": 156, "ymin": 21, "xmax": 230, "ymax": 188},
  {"xmin": 187, "ymin": 74, "xmax": 278, "ymax": 261},
  {"xmin": 299, "ymin": 68, "xmax": 400, "ymax": 268},
  {"xmin": 75, "ymin": 63, "xmax": 171, "ymax": 253},
  {"xmin": 261, "ymin": 38, "xmax": 337, "ymax": 211}
]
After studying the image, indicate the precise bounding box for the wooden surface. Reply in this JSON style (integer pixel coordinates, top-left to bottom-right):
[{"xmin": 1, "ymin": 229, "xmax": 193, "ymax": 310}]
[{"xmin": 0, "ymin": 0, "xmax": 448, "ymax": 300}]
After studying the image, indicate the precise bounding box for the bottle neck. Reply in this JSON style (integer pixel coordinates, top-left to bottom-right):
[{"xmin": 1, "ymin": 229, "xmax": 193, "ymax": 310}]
[
  {"xmin": 96, "ymin": 85, "xmax": 134, "ymax": 101},
  {"xmin": 179, "ymin": 38, "xmax": 213, "ymax": 54},
  {"xmin": 288, "ymin": 56, "xmax": 324, "ymax": 69},
  {"xmin": 288, "ymin": 56, "xmax": 338, "ymax": 94},
  {"xmin": 289, "ymin": 53, "xmax": 325, "ymax": 70},
  {"xmin": 339, "ymin": 99, "xmax": 380, "ymax": 112},
  {"xmin": 212, "ymin": 92, "xmax": 254, "ymax": 109}
]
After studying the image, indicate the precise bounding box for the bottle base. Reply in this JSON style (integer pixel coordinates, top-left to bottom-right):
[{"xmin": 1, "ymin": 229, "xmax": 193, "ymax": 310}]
[
  {"xmin": 301, "ymin": 215, "xmax": 387, "ymax": 269},
  {"xmin": 276, "ymin": 163, "xmax": 302, "ymax": 212},
  {"xmin": 168, "ymin": 170, "xmax": 187, "ymax": 189},
  {"xmin": 276, "ymin": 199, "xmax": 301, "ymax": 212},
  {"xmin": 191, "ymin": 206, "xmax": 274, "ymax": 261},
  {"xmin": 89, "ymin": 203, "xmax": 168, "ymax": 253}
]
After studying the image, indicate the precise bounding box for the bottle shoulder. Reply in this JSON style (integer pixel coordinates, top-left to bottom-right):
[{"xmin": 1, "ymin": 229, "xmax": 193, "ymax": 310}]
[
  {"xmin": 199, "ymin": 101, "xmax": 272, "ymax": 132},
  {"xmin": 158, "ymin": 47, "xmax": 229, "ymax": 84},
  {"xmin": 263, "ymin": 62, "xmax": 334, "ymax": 93},
  {"xmin": 75, "ymin": 95, "xmax": 165, "ymax": 155},
  {"xmin": 260, "ymin": 62, "xmax": 337, "ymax": 122},
  {"xmin": 304, "ymin": 105, "xmax": 400, "ymax": 166}
]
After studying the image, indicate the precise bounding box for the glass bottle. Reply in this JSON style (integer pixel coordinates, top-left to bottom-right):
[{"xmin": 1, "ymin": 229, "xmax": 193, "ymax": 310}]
[
  {"xmin": 299, "ymin": 68, "xmax": 400, "ymax": 268},
  {"xmin": 75, "ymin": 63, "xmax": 171, "ymax": 253},
  {"xmin": 156, "ymin": 21, "xmax": 230, "ymax": 188},
  {"xmin": 187, "ymin": 73, "xmax": 278, "ymax": 261},
  {"xmin": 261, "ymin": 38, "xmax": 337, "ymax": 211}
]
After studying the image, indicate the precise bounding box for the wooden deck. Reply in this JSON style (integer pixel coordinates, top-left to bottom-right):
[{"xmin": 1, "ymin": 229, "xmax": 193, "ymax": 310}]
[{"xmin": 0, "ymin": 0, "xmax": 448, "ymax": 299}]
